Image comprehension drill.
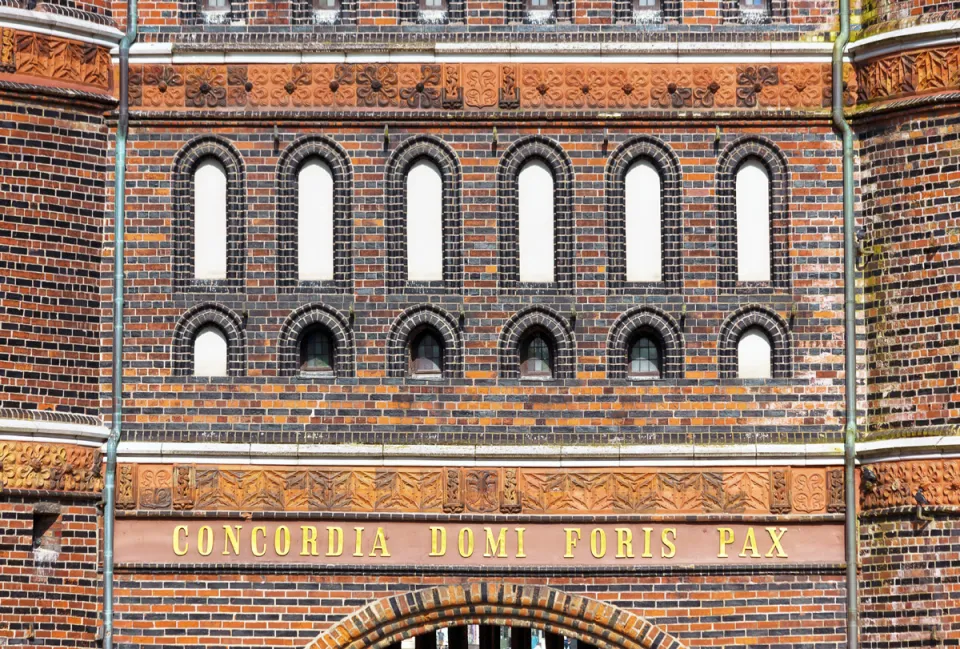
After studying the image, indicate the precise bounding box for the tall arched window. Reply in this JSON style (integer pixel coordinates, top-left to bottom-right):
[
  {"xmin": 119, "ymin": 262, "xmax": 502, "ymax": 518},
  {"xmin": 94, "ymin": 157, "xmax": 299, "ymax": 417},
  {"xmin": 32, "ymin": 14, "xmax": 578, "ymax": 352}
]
[
  {"xmin": 737, "ymin": 326, "xmax": 772, "ymax": 379},
  {"xmin": 300, "ymin": 327, "xmax": 335, "ymax": 375},
  {"xmin": 193, "ymin": 325, "xmax": 228, "ymax": 377},
  {"xmin": 298, "ymin": 158, "xmax": 334, "ymax": 281},
  {"xmin": 736, "ymin": 157, "xmax": 771, "ymax": 282},
  {"xmin": 194, "ymin": 158, "xmax": 228, "ymax": 280},
  {"xmin": 518, "ymin": 159, "xmax": 555, "ymax": 283},
  {"xmin": 625, "ymin": 159, "xmax": 662, "ymax": 282},
  {"xmin": 407, "ymin": 159, "xmax": 444, "ymax": 282},
  {"xmin": 410, "ymin": 330, "xmax": 444, "ymax": 377},
  {"xmin": 520, "ymin": 332, "xmax": 553, "ymax": 379}
]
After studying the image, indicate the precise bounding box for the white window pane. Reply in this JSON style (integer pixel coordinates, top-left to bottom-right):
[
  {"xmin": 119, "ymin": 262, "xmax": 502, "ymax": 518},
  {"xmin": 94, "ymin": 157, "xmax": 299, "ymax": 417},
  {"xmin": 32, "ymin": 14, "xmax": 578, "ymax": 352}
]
[
  {"xmin": 519, "ymin": 159, "xmax": 554, "ymax": 283},
  {"xmin": 736, "ymin": 158, "xmax": 771, "ymax": 282},
  {"xmin": 407, "ymin": 159, "xmax": 444, "ymax": 281},
  {"xmin": 298, "ymin": 158, "xmax": 334, "ymax": 281},
  {"xmin": 193, "ymin": 325, "xmax": 228, "ymax": 377},
  {"xmin": 738, "ymin": 326, "xmax": 772, "ymax": 379},
  {"xmin": 194, "ymin": 158, "xmax": 227, "ymax": 280},
  {"xmin": 625, "ymin": 159, "xmax": 662, "ymax": 282}
]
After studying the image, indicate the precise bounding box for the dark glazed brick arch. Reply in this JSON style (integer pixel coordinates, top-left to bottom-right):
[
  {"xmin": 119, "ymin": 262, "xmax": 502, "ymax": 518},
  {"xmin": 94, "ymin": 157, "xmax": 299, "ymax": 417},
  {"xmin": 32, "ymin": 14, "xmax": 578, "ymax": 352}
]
[
  {"xmin": 715, "ymin": 136, "xmax": 791, "ymax": 292},
  {"xmin": 607, "ymin": 306, "xmax": 684, "ymax": 380},
  {"xmin": 717, "ymin": 304, "xmax": 792, "ymax": 379},
  {"xmin": 498, "ymin": 306, "xmax": 576, "ymax": 380},
  {"xmin": 278, "ymin": 303, "xmax": 355, "ymax": 377},
  {"xmin": 276, "ymin": 135, "xmax": 353, "ymax": 293},
  {"xmin": 605, "ymin": 136, "xmax": 684, "ymax": 293},
  {"xmin": 384, "ymin": 135, "xmax": 463, "ymax": 293},
  {"xmin": 171, "ymin": 303, "xmax": 247, "ymax": 376},
  {"xmin": 172, "ymin": 136, "xmax": 246, "ymax": 292},
  {"xmin": 497, "ymin": 136, "xmax": 575, "ymax": 294},
  {"xmin": 385, "ymin": 304, "xmax": 463, "ymax": 378},
  {"xmin": 307, "ymin": 583, "xmax": 687, "ymax": 649}
]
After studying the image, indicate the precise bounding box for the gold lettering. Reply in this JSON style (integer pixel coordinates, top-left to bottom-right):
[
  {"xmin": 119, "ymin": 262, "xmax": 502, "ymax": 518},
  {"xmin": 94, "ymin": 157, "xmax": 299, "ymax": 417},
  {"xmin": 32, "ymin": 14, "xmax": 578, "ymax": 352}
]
[
  {"xmin": 641, "ymin": 527, "xmax": 653, "ymax": 558},
  {"xmin": 765, "ymin": 527, "xmax": 788, "ymax": 558},
  {"xmin": 173, "ymin": 525, "xmax": 189, "ymax": 556},
  {"xmin": 718, "ymin": 527, "xmax": 735, "ymax": 558},
  {"xmin": 564, "ymin": 528, "xmax": 582, "ymax": 558},
  {"xmin": 661, "ymin": 528, "xmax": 677, "ymax": 558},
  {"xmin": 429, "ymin": 526, "xmax": 447, "ymax": 557},
  {"xmin": 458, "ymin": 528, "xmax": 475, "ymax": 558},
  {"xmin": 484, "ymin": 528, "xmax": 507, "ymax": 558},
  {"xmin": 590, "ymin": 528, "xmax": 606, "ymax": 558},
  {"xmin": 739, "ymin": 527, "xmax": 759, "ymax": 558},
  {"xmin": 327, "ymin": 527, "xmax": 343, "ymax": 557},
  {"xmin": 615, "ymin": 528, "xmax": 634, "ymax": 559},
  {"xmin": 515, "ymin": 528, "xmax": 526, "ymax": 559},
  {"xmin": 301, "ymin": 526, "xmax": 318, "ymax": 556},
  {"xmin": 274, "ymin": 526, "xmax": 291, "ymax": 556},
  {"xmin": 370, "ymin": 527, "xmax": 390, "ymax": 557},
  {"xmin": 252, "ymin": 526, "xmax": 267, "ymax": 557},
  {"xmin": 197, "ymin": 525, "xmax": 213, "ymax": 556},
  {"xmin": 223, "ymin": 525, "xmax": 242, "ymax": 556},
  {"xmin": 353, "ymin": 527, "xmax": 364, "ymax": 557}
]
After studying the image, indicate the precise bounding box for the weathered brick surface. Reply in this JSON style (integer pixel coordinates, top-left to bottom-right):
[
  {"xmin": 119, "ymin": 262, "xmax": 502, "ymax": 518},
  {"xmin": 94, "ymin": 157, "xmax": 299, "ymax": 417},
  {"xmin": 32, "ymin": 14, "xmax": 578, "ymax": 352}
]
[
  {"xmin": 859, "ymin": 112, "xmax": 960, "ymax": 439},
  {"xmin": 0, "ymin": 99, "xmax": 107, "ymax": 416}
]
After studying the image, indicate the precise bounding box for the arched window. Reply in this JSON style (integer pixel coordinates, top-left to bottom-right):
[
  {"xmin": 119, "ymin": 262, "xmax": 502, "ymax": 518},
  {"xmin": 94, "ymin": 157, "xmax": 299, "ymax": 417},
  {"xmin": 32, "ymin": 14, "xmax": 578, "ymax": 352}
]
[
  {"xmin": 628, "ymin": 335, "xmax": 662, "ymax": 379},
  {"xmin": 520, "ymin": 332, "xmax": 553, "ymax": 379},
  {"xmin": 518, "ymin": 159, "xmax": 555, "ymax": 283},
  {"xmin": 737, "ymin": 326, "xmax": 772, "ymax": 379},
  {"xmin": 410, "ymin": 330, "xmax": 444, "ymax": 377},
  {"xmin": 194, "ymin": 158, "xmax": 228, "ymax": 280},
  {"xmin": 300, "ymin": 327, "xmax": 335, "ymax": 375},
  {"xmin": 407, "ymin": 159, "xmax": 444, "ymax": 282},
  {"xmin": 736, "ymin": 157, "xmax": 771, "ymax": 282},
  {"xmin": 625, "ymin": 159, "xmax": 662, "ymax": 282},
  {"xmin": 201, "ymin": 0, "xmax": 231, "ymax": 22},
  {"xmin": 193, "ymin": 325, "xmax": 228, "ymax": 377},
  {"xmin": 298, "ymin": 158, "xmax": 334, "ymax": 281}
]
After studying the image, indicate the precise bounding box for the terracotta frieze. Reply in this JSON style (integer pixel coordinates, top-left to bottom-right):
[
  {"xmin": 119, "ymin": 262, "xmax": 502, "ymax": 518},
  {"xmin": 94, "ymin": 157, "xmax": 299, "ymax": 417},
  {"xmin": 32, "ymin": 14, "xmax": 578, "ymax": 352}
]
[
  {"xmin": 0, "ymin": 441, "xmax": 102, "ymax": 493},
  {"xmin": 126, "ymin": 62, "xmax": 839, "ymax": 113},
  {"xmin": 0, "ymin": 28, "xmax": 111, "ymax": 93},
  {"xmin": 118, "ymin": 463, "xmax": 840, "ymax": 516},
  {"xmin": 856, "ymin": 44, "xmax": 960, "ymax": 105},
  {"xmin": 861, "ymin": 459, "xmax": 960, "ymax": 511}
]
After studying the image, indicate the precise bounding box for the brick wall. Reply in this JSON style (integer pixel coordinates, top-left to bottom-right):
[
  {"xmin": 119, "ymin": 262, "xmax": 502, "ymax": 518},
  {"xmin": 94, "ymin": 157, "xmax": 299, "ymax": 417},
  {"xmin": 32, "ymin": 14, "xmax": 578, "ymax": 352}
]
[
  {"xmin": 0, "ymin": 497, "xmax": 101, "ymax": 648},
  {"xmin": 859, "ymin": 111, "xmax": 960, "ymax": 439},
  {"xmin": 0, "ymin": 99, "xmax": 107, "ymax": 417}
]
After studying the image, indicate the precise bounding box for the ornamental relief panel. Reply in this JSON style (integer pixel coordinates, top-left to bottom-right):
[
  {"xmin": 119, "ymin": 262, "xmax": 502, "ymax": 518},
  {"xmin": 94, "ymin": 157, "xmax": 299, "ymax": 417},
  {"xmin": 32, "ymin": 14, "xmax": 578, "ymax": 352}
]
[
  {"xmin": 0, "ymin": 441, "xmax": 102, "ymax": 493},
  {"xmin": 126, "ymin": 62, "xmax": 838, "ymax": 112},
  {"xmin": 118, "ymin": 463, "xmax": 842, "ymax": 516},
  {"xmin": 856, "ymin": 45, "xmax": 960, "ymax": 104},
  {"xmin": 861, "ymin": 459, "xmax": 960, "ymax": 511},
  {"xmin": 0, "ymin": 28, "xmax": 111, "ymax": 92}
]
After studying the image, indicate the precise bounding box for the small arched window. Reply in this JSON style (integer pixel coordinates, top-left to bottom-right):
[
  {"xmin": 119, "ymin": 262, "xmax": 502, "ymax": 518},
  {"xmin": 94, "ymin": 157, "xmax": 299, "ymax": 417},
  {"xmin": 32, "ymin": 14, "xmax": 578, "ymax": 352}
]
[
  {"xmin": 628, "ymin": 335, "xmax": 661, "ymax": 379},
  {"xmin": 194, "ymin": 158, "xmax": 228, "ymax": 280},
  {"xmin": 520, "ymin": 333, "xmax": 553, "ymax": 379},
  {"xmin": 625, "ymin": 159, "xmax": 662, "ymax": 282},
  {"xmin": 737, "ymin": 326, "xmax": 772, "ymax": 379},
  {"xmin": 300, "ymin": 328, "xmax": 335, "ymax": 375},
  {"xmin": 518, "ymin": 159, "xmax": 555, "ymax": 283},
  {"xmin": 410, "ymin": 330, "xmax": 444, "ymax": 377},
  {"xmin": 193, "ymin": 325, "xmax": 228, "ymax": 377},
  {"xmin": 298, "ymin": 158, "xmax": 334, "ymax": 281},
  {"xmin": 201, "ymin": 0, "xmax": 231, "ymax": 22},
  {"xmin": 407, "ymin": 159, "xmax": 444, "ymax": 282},
  {"xmin": 736, "ymin": 157, "xmax": 771, "ymax": 282}
]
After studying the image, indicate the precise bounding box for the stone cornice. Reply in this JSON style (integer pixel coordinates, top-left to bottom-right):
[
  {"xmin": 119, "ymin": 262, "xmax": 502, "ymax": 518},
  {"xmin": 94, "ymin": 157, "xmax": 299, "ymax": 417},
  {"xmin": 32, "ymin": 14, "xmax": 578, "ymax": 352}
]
[
  {"xmin": 0, "ymin": 5, "xmax": 121, "ymax": 47},
  {"xmin": 848, "ymin": 20, "xmax": 960, "ymax": 61}
]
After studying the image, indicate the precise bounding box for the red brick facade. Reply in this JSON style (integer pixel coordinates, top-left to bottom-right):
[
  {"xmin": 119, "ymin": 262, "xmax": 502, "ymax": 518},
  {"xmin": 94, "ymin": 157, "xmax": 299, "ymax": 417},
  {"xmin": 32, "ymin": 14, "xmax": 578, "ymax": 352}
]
[{"xmin": 0, "ymin": 0, "xmax": 959, "ymax": 645}]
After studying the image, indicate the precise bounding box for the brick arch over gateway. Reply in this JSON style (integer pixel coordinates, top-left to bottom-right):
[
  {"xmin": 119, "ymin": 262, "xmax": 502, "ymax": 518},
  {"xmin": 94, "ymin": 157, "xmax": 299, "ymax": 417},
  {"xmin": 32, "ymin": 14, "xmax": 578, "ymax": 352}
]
[{"xmin": 307, "ymin": 584, "xmax": 687, "ymax": 649}]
